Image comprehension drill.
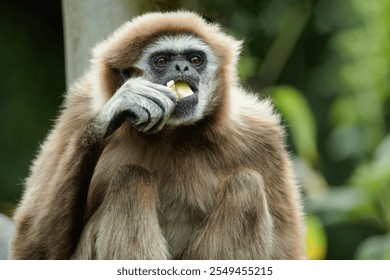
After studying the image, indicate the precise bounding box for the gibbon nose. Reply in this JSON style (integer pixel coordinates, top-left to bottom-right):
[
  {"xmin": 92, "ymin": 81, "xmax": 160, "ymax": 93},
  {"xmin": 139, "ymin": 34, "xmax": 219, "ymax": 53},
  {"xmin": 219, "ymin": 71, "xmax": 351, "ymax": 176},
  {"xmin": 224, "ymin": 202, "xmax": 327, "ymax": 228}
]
[{"xmin": 174, "ymin": 61, "xmax": 190, "ymax": 73}]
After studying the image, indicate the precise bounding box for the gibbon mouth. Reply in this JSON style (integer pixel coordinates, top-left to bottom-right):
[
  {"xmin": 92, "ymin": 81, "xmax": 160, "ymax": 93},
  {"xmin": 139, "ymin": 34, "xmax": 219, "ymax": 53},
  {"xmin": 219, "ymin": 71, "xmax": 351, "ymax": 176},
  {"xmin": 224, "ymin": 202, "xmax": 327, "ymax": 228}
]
[
  {"xmin": 166, "ymin": 78, "xmax": 199, "ymax": 118},
  {"xmin": 176, "ymin": 80, "xmax": 199, "ymax": 97},
  {"xmin": 164, "ymin": 77, "xmax": 199, "ymax": 97}
]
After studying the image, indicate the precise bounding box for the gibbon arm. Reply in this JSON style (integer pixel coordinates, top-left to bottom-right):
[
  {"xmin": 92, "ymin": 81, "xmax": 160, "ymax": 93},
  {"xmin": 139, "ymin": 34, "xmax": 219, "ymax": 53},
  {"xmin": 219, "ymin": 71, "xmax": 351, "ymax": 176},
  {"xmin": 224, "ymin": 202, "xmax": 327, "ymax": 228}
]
[
  {"xmin": 180, "ymin": 168, "xmax": 274, "ymax": 259},
  {"xmin": 12, "ymin": 121, "xmax": 105, "ymax": 259},
  {"xmin": 12, "ymin": 77, "xmax": 177, "ymax": 259}
]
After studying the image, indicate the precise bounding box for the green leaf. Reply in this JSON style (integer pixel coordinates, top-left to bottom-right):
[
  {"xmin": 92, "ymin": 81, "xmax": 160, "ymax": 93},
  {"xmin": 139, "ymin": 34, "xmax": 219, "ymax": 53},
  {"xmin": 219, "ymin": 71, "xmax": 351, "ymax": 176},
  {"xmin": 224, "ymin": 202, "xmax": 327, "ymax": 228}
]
[
  {"xmin": 355, "ymin": 234, "xmax": 390, "ymax": 260},
  {"xmin": 350, "ymin": 134, "xmax": 390, "ymax": 195},
  {"xmin": 305, "ymin": 214, "xmax": 327, "ymax": 260},
  {"xmin": 237, "ymin": 55, "xmax": 258, "ymax": 79},
  {"xmin": 306, "ymin": 187, "xmax": 378, "ymax": 225},
  {"xmin": 272, "ymin": 85, "xmax": 319, "ymax": 164}
]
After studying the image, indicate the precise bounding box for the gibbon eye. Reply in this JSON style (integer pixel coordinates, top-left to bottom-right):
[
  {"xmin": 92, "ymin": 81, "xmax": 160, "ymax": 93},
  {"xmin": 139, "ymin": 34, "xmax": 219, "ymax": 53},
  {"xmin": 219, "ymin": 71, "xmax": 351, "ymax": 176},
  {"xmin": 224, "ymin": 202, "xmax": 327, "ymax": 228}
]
[
  {"xmin": 155, "ymin": 57, "xmax": 168, "ymax": 67},
  {"xmin": 189, "ymin": 55, "xmax": 202, "ymax": 66}
]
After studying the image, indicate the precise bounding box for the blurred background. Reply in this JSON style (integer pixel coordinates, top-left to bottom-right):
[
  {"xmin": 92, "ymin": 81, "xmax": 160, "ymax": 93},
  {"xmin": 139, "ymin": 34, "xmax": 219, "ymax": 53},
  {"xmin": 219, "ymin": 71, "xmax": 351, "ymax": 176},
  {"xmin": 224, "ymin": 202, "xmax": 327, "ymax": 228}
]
[{"xmin": 1, "ymin": 0, "xmax": 389, "ymax": 260}]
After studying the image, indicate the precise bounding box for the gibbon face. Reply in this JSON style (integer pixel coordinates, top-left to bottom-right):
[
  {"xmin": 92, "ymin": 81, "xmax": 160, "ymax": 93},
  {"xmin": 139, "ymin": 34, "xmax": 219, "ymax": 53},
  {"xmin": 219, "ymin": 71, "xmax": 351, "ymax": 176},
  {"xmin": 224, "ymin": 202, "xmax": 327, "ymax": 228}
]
[
  {"xmin": 133, "ymin": 35, "xmax": 219, "ymax": 125},
  {"xmin": 91, "ymin": 12, "xmax": 242, "ymax": 129}
]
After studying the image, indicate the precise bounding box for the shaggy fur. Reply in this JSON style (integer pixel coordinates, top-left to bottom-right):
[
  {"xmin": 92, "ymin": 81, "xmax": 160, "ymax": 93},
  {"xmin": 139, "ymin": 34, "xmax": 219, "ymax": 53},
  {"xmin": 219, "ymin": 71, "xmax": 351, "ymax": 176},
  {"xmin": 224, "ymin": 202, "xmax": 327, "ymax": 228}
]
[{"xmin": 11, "ymin": 11, "xmax": 306, "ymax": 259}]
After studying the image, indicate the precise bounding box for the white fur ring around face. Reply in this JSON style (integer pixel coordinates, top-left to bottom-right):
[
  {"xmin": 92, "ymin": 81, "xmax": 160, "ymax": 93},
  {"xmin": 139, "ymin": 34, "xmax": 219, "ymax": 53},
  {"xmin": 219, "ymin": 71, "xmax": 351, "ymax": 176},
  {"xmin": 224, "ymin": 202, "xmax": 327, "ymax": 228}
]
[{"xmin": 167, "ymin": 80, "xmax": 194, "ymax": 100}]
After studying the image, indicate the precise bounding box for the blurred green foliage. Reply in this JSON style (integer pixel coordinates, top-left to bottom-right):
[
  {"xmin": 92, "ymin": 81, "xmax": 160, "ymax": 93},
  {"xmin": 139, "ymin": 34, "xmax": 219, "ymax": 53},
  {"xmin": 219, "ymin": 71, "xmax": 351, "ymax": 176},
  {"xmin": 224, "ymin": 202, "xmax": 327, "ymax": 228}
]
[
  {"xmin": 0, "ymin": 1, "xmax": 64, "ymax": 216},
  {"xmin": 0, "ymin": 0, "xmax": 389, "ymax": 259}
]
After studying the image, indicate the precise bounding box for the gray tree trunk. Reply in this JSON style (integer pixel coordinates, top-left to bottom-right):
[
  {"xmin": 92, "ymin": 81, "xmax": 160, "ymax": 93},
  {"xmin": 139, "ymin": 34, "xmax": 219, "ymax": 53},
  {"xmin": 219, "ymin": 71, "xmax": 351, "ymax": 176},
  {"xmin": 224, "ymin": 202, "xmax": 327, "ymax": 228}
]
[
  {"xmin": 62, "ymin": 0, "xmax": 137, "ymax": 87},
  {"xmin": 0, "ymin": 214, "xmax": 14, "ymax": 260}
]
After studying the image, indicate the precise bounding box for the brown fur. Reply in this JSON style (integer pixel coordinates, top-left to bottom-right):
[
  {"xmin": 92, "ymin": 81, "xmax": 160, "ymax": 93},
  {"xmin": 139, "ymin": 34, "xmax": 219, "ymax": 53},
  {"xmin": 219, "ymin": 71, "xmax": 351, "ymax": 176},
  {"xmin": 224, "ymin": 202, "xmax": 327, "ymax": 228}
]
[{"xmin": 11, "ymin": 11, "xmax": 305, "ymax": 259}]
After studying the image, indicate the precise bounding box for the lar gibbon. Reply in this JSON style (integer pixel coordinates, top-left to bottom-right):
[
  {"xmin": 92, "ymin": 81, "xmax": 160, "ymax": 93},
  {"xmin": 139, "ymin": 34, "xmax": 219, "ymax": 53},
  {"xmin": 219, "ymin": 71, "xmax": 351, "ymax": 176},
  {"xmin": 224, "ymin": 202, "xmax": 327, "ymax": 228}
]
[{"xmin": 12, "ymin": 11, "xmax": 306, "ymax": 259}]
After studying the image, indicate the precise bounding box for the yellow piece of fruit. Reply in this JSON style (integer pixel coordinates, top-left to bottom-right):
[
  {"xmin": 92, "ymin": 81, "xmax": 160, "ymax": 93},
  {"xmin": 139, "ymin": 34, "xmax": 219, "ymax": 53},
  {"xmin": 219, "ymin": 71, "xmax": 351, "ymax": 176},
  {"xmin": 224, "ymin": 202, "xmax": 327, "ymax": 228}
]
[{"xmin": 167, "ymin": 80, "xmax": 194, "ymax": 100}]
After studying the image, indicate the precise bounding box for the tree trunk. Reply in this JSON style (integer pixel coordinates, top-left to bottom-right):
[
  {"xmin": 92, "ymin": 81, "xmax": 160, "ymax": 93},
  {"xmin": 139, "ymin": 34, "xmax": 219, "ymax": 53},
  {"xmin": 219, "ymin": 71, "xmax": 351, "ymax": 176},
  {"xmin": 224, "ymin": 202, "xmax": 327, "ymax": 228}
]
[
  {"xmin": 0, "ymin": 214, "xmax": 14, "ymax": 260},
  {"xmin": 62, "ymin": 0, "xmax": 138, "ymax": 87}
]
